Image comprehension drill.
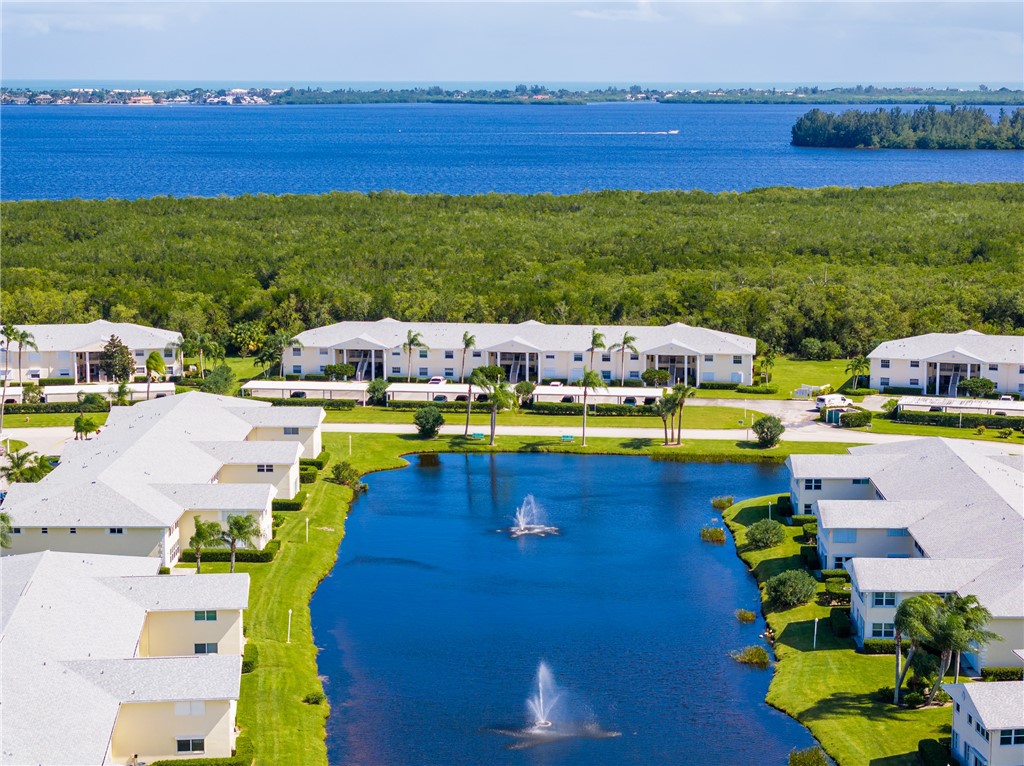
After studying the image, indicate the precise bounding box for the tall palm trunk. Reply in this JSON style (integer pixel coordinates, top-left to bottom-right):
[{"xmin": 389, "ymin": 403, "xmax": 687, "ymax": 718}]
[
  {"xmin": 230, "ymin": 540, "xmax": 237, "ymax": 573},
  {"xmin": 661, "ymin": 415, "xmax": 669, "ymax": 446},
  {"xmin": 927, "ymin": 651, "xmax": 953, "ymax": 705},
  {"xmin": 17, "ymin": 343, "xmax": 24, "ymax": 386},
  {"xmin": 582, "ymin": 390, "xmax": 589, "ymax": 446},
  {"xmin": 461, "ymin": 350, "xmax": 467, "ymax": 383},
  {"xmin": 676, "ymin": 400, "xmax": 686, "ymax": 445},
  {"xmin": 954, "ymin": 651, "xmax": 961, "ymax": 683},
  {"xmin": 893, "ymin": 633, "xmax": 903, "ymax": 704},
  {"xmin": 407, "ymin": 349, "xmax": 413, "ymax": 382},
  {"xmin": 464, "ymin": 383, "xmax": 473, "ymax": 436},
  {"xmin": 897, "ymin": 645, "xmax": 918, "ymax": 693},
  {"xmin": 489, "ymin": 404, "xmax": 497, "ymax": 446},
  {"xmin": 195, "ymin": 549, "xmax": 203, "ymax": 575}
]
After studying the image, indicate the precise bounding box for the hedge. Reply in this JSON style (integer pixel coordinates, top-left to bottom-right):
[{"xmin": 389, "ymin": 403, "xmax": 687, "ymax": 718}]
[
  {"xmin": 830, "ymin": 607, "xmax": 852, "ymax": 638},
  {"xmin": 300, "ymin": 449, "xmax": 331, "ymax": 471},
  {"xmin": 241, "ymin": 642, "xmax": 259, "ymax": 674},
  {"xmin": 820, "ymin": 569, "xmax": 851, "ymax": 582},
  {"xmin": 800, "ymin": 545, "xmax": 820, "ymax": 569},
  {"xmin": 917, "ymin": 739, "xmax": 951, "ymax": 766},
  {"xmin": 528, "ymin": 401, "xmax": 659, "ymax": 416},
  {"xmin": 302, "ymin": 374, "xmax": 328, "ymax": 381},
  {"xmin": 775, "ymin": 495, "xmax": 793, "ymax": 517},
  {"xmin": 839, "ymin": 410, "xmax": 873, "ymax": 428},
  {"xmin": 839, "ymin": 387, "xmax": 879, "ymax": 396},
  {"xmin": 735, "ymin": 383, "xmax": 779, "ymax": 395},
  {"xmin": 802, "ymin": 522, "xmax": 818, "ymax": 540},
  {"xmin": 698, "ymin": 381, "xmax": 740, "ymax": 390},
  {"xmin": 252, "ymin": 397, "xmax": 355, "ymax": 410},
  {"xmin": 299, "ymin": 466, "xmax": 318, "ymax": 484},
  {"xmin": 825, "ymin": 578, "xmax": 851, "ymax": 605},
  {"xmin": 980, "ymin": 666, "xmax": 1024, "ymax": 681},
  {"xmin": 790, "ymin": 515, "xmax": 818, "ymax": 527},
  {"xmin": 150, "ymin": 736, "xmax": 253, "ymax": 766},
  {"xmin": 180, "ymin": 539, "xmax": 281, "ymax": 564},
  {"xmin": 889, "ymin": 410, "xmax": 1024, "ymax": 429},
  {"xmin": 272, "ymin": 492, "xmax": 308, "ymax": 512},
  {"xmin": 37, "ymin": 377, "xmax": 77, "ymax": 386},
  {"xmin": 385, "ymin": 400, "xmax": 472, "ymax": 412},
  {"xmin": 861, "ymin": 638, "xmax": 896, "ymax": 654},
  {"xmin": 882, "ymin": 386, "xmax": 923, "ymax": 396},
  {"xmin": 4, "ymin": 401, "xmax": 110, "ymax": 414}
]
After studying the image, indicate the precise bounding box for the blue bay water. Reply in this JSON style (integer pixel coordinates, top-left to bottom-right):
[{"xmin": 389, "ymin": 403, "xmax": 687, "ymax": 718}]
[
  {"xmin": 311, "ymin": 454, "xmax": 816, "ymax": 766},
  {"xmin": 1, "ymin": 102, "xmax": 1020, "ymax": 200}
]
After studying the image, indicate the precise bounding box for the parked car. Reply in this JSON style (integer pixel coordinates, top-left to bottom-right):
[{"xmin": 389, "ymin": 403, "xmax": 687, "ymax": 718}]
[
  {"xmin": 427, "ymin": 376, "xmax": 447, "ymax": 385},
  {"xmin": 815, "ymin": 394, "xmax": 851, "ymax": 410},
  {"xmin": 999, "ymin": 395, "xmax": 1013, "ymax": 401},
  {"xmin": 432, "ymin": 395, "xmax": 448, "ymax": 403},
  {"xmin": 623, "ymin": 397, "xmax": 637, "ymax": 407},
  {"xmin": 289, "ymin": 391, "xmax": 307, "ymax": 399}
]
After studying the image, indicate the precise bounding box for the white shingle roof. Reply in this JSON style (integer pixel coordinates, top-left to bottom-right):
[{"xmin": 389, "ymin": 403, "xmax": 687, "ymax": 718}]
[
  {"xmin": 10, "ymin": 320, "xmax": 181, "ymax": 353},
  {"xmin": 237, "ymin": 406, "xmax": 326, "ymax": 428},
  {"xmin": 153, "ymin": 482, "xmax": 276, "ymax": 510},
  {"xmin": 785, "ymin": 453, "xmax": 894, "ymax": 479},
  {"xmin": 295, "ymin": 319, "xmax": 756, "ymax": 356},
  {"xmin": 817, "ymin": 500, "xmax": 937, "ymax": 530},
  {"xmin": 943, "ymin": 682, "xmax": 1024, "ymax": 729},
  {"xmin": 848, "ymin": 557, "xmax": 1002, "ymax": 594},
  {"xmin": 196, "ymin": 440, "xmax": 303, "ymax": 464},
  {"xmin": 868, "ymin": 330, "xmax": 1024, "ymax": 364},
  {"xmin": 0, "ymin": 552, "xmax": 248, "ymax": 766}
]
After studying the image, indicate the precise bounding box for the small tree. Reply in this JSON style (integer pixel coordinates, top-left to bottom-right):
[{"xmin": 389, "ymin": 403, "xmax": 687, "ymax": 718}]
[
  {"xmin": 514, "ymin": 380, "xmax": 535, "ymax": 405},
  {"xmin": 331, "ymin": 460, "xmax": 366, "ymax": 493},
  {"xmin": 759, "ymin": 347, "xmax": 778, "ymax": 384},
  {"xmin": 845, "ymin": 355, "xmax": 870, "ymax": 389},
  {"xmin": 189, "ymin": 519, "xmax": 225, "ymax": 574},
  {"xmin": 366, "ymin": 378, "xmax": 390, "ymax": 406},
  {"xmin": 324, "ymin": 363, "xmax": 356, "ymax": 381},
  {"xmin": 222, "ymin": 514, "xmax": 261, "ymax": 573},
  {"xmin": 881, "ymin": 398, "xmax": 900, "ymax": 416},
  {"xmin": 672, "ymin": 383, "xmax": 696, "ymax": 445},
  {"xmin": 21, "ymin": 382, "xmax": 43, "ymax": 404},
  {"xmin": 958, "ymin": 377, "xmax": 996, "ymax": 398},
  {"xmin": 402, "ymin": 330, "xmax": 427, "ymax": 382},
  {"xmin": 0, "ymin": 511, "xmax": 13, "ymax": 549},
  {"xmin": 655, "ymin": 393, "xmax": 676, "ymax": 446},
  {"xmin": 200, "ymin": 364, "xmax": 235, "ymax": 395},
  {"xmin": 752, "ymin": 415, "xmax": 785, "ymax": 447},
  {"xmin": 588, "ymin": 329, "xmax": 606, "ymax": 369},
  {"xmin": 641, "ymin": 368, "xmax": 670, "ymax": 388},
  {"xmin": 609, "ymin": 331, "xmax": 639, "ymax": 385},
  {"xmin": 73, "ymin": 414, "xmax": 98, "ymax": 440},
  {"xmin": 460, "ymin": 331, "xmax": 476, "ymax": 383},
  {"xmin": 471, "ymin": 365, "xmax": 510, "ymax": 446},
  {"xmin": 764, "ymin": 569, "xmax": 817, "ymax": 608},
  {"xmin": 746, "ymin": 518, "xmax": 786, "ymax": 550},
  {"xmin": 413, "ymin": 405, "xmax": 445, "ymax": 439},
  {"xmin": 101, "ymin": 335, "xmax": 135, "ymax": 383},
  {"xmin": 0, "ymin": 449, "xmax": 53, "ymax": 483},
  {"xmin": 145, "ymin": 350, "xmax": 166, "ymax": 401}
]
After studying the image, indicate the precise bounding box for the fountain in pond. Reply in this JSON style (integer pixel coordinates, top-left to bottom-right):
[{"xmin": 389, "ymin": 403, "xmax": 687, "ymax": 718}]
[
  {"xmin": 503, "ymin": 494, "xmax": 559, "ymax": 537},
  {"xmin": 492, "ymin": 662, "xmax": 621, "ymax": 749}
]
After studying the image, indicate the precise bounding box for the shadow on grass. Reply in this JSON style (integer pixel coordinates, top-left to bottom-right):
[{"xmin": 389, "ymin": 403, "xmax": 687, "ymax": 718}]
[
  {"xmin": 732, "ymin": 502, "xmax": 772, "ymax": 527},
  {"xmin": 800, "ymin": 690, "xmax": 905, "ymax": 724},
  {"xmin": 776, "ymin": 619, "xmax": 853, "ymax": 652},
  {"xmin": 752, "ymin": 552, "xmax": 802, "ymax": 582},
  {"xmin": 620, "ymin": 437, "xmax": 655, "ymax": 451},
  {"xmin": 867, "ymin": 753, "xmax": 918, "ymax": 766}
]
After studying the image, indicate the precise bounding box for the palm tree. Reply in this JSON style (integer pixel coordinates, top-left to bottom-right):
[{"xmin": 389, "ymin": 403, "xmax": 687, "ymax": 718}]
[
  {"xmin": 672, "ymin": 383, "xmax": 697, "ymax": 445},
  {"xmin": 110, "ymin": 381, "xmax": 132, "ymax": 406},
  {"xmin": 0, "ymin": 323, "xmax": 17, "ymax": 431},
  {"xmin": 655, "ymin": 391, "xmax": 677, "ymax": 446},
  {"xmin": 7, "ymin": 327, "xmax": 37, "ymax": 386},
  {"xmin": 759, "ymin": 347, "xmax": 778, "ymax": 384},
  {"xmin": 471, "ymin": 368, "xmax": 514, "ymax": 446},
  {"xmin": 145, "ymin": 350, "xmax": 166, "ymax": 401},
  {"xmin": 265, "ymin": 330, "xmax": 302, "ymax": 379},
  {"xmin": 588, "ymin": 329, "xmax": 606, "ymax": 369},
  {"xmin": 609, "ymin": 331, "xmax": 638, "ymax": 385},
  {"xmin": 255, "ymin": 343, "xmax": 279, "ymax": 377},
  {"xmin": 578, "ymin": 368, "xmax": 606, "ymax": 447},
  {"xmin": 893, "ymin": 593, "xmax": 942, "ymax": 704},
  {"xmin": 924, "ymin": 594, "xmax": 997, "ymax": 701},
  {"xmin": 460, "ymin": 331, "xmax": 476, "ymax": 383},
  {"xmin": 946, "ymin": 593, "xmax": 998, "ymax": 685},
  {"xmin": 189, "ymin": 519, "xmax": 225, "ymax": 574},
  {"xmin": 73, "ymin": 414, "xmax": 98, "ymax": 440},
  {"xmin": 222, "ymin": 514, "xmax": 261, "ymax": 573},
  {"xmin": 180, "ymin": 331, "xmax": 207, "ymax": 377},
  {"xmin": 403, "ymin": 330, "xmax": 427, "ymax": 382},
  {"xmin": 846, "ymin": 355, "xmax": 870, "ymax": 390},
  {"xmin": 0, "ymin": 448, "xmax": 51, "ymax": 483},
  {"xmin": 0, "ymin": 511, "xmax": 13, "ymax": 549}
]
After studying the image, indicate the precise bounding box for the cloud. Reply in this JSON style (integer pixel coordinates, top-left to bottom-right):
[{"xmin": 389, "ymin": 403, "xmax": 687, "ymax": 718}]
[
  {"xmin": 1, "ymin": 2, "xmax": 205, "ymax": 37},
  {"xmin": 574, "ymin": 1, "xmax": 665, "ymax": 22}
]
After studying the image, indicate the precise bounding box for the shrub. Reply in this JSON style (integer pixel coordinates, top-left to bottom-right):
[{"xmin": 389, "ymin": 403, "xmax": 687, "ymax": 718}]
[
  {"xmin": 824, "ymin": 578, "xmax": 851, "ymax": 605},
  {"xmin": 881, "ymin": 386, "xmax": 924, "ymax": 396},
  {"xmin": 300, "ymin": 449, "xmax": 332, "ymax": 471},
  {"xmin": 730, "ymin": 645, "xmax": 771, "ymax": 669},
  {"xmin": 4, "ymin": 401, "xmax": 109, "ymax": 414},
  {"xmin": 149, "ymin": 736, "xmax": 253, "ymax": 766},
  {"xmin": 180, "ymin": 539, "xmax": 280, "ymax": 563},
  {"xmin": 299, "ymin": 466, "xmax": 318, "ymax": 484},
  {"xmin": 788, "ymin": 747, "xmax": 828, "ymax": 766},
  {"xmin": 830, "ymin": 607, "xmax": 852, "ymax": 638},
  {"xmin": 331, "ymin": 460, "xmax": 367, "ymax": 493},
  {"xmin": 746, "ymin": 518, "xmax": 786, "ymax": 550},
  {"xmin": 892, "ymin": 410, "xmax": 1023, "ymax": 430},
  {"xmin": 752, "ymin": 414, "xmax": 785, "ymax": 447},
  {"xmin": 764, "ymin": 569, "xmax": 817, "ymax": 608},
  {"xmin": 414, "ymin": 405, "xmax": 445, "ymax": 438},
  {"xmin": 252, "ymin": 397, "xmax": 356, "ymax": 410},
  {"xmin": 735, "ymin": 383, "xmax": 779, "ymax": 395},
  {"xmin": 527, "ymin": 401, "xmax": 659, "ymax": 416},
  {"xmin": 975, "ymin": 425, "xmax": 987, "ymax": 436},
  {"xmin": 366, "ymin": 378, "xmax": 390, "ymax": 406},
  {"xmin": 840, "ymin": 387, "xmax": 879, "ymax": 396},
  {"xmin": 802, "ymin": 522, "xmax": 818, "ymax": 543},
  {"xmin": 323, "ymin": 362, "xmax": 356, "ymax": 380},
  {"xmin": 242, "ymin": 642, "xmax": 259, "ymax": 673},
  {"xmin": 700, "ymin": 526, "xmax": 726, "ymax": 544},
  {"xmin": 903, "ymin": 691, "xmax": 925, "ymax": 708},
  {"xmin": 839, "ymin": 410, "xmax": 873, "ymax": 428},
  {"xmin": 800, "ymin": 546, "xmax": 821, "ymax": 569},
  {"xmin": 735, "ymin": 609, "xmax": 757, "ymax": 623},
  {"xmin": 158, "ymin": 566, "xmax": 171, "ymax": 575},
  {"xmin": 710, "ymin": 495, "xmax": 734, "ymax": 510},
  {"xmin": 37, "ymin": 377, "xmax": 77, "ymax": 386},
  {"xmin": 303, "ymin": 691, "xmax": 326, "ymax": 705},
  {"xmin": 872, "ymin": 686, "xmax": 896, "ymax": 703},
  {"xmin": 958, "ymin": 377, "xmax": 996, "ymax": 397},
  {"xmin": 881, "ymin": 398, "xmax": 900, "ymax": 414},
  {"xmin": 272, "ymin": 512, "xmax": 286, "ymax": 529},
  {"xmin": 273, "ymin": 492, "xmax": 307, "ymax": 511},
  {"xmin": 862, "ymin": 638, "xmax": 897, "ymax": 654},
  {"xmin": 698, "ymin": 381, "xmax": 740, "ymax": 390},
  {"xmin": 200, "ymin": 364, "xmax": 235, "ymax": 395},
  {"xmin": 820, "ymin": 568, "xmax": 850, "ymax": 581},
  {"xmin": 917, "ymin": 739, "xmax": 951, "ymax": 766},
  {"xmin": 998, "ymin": 428, "xmax": 1014, "ymax": 438},
  {"xmin": 981, "ymin": 666, "xmax": 1024, "ymax": 681}
]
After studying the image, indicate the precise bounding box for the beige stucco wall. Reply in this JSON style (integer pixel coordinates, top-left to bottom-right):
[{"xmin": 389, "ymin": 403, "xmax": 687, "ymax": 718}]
[
  {"xmin": 109, "ymin": 699, "xmax": 236, "ymax": 763},
  {"xmin": 218, "ymin": 463, "xmax": 299, "ymax": 500},
  {"xmin": 248, "ymin": 425, "xmax": 322, "ymax": 459},
  {"xmin": 6, "ymin": 527, "xmax": 164, "ymax": 560},
  {"xmin": 979, "ymin": 617, "xmax": 1024, "ymax": 668},
  {"xmin": 138, "ymin": 609, "xmax": 244, "ymax": 658},
  {"xmin": 179, "ymin": 509, "xmax": 270, "ymax": 552}
]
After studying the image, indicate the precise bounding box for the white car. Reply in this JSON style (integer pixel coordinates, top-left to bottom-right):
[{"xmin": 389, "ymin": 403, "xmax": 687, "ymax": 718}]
[
  {"xmin": 427, "ymin": 376, "xmax": 448, "ymax": 385},
  {"xmin": 815, "ymin": 394, "xmax": 851, "ymax": 411}
]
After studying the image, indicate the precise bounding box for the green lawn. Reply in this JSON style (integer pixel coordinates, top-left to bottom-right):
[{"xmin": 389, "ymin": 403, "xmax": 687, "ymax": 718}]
[
  {"xmin": 724, "ymin": 496, "xmax": 951, "ymax": 766},
  {"xmin": 3, "ymin": 439, "xmax": 28, "ymax": 452},
  {"xmin": 851, "ymin": 416, "xmax": 1024, "ymax": 444},
  {"xmin": 325, "ymin": 404, "xmax": 762, "ymax": 430},
  {"xmin": 2, "ymin": 412, "xmax": 109, "ymax": 429},
  {"xmin": 697, "ymin": 357, "xmax": 857, "ymax": 400},
  {"xmin": 184, "ymin": 355, "xmax": 265, "ymax": 395}
]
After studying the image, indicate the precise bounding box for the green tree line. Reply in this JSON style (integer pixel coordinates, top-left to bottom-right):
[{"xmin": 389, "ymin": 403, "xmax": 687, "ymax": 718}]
[
  {"xmin": 792, "ymin": 105, "xmax": 1024, "ymax": 149},
  {"xmin": 1, "ymin": 183, "xmax": 1022, "ymax": 355}
]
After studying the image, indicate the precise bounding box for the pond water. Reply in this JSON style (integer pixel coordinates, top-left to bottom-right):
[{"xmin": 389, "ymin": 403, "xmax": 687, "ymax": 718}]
[{"xmin": 311, "ymin": 453, "xmax": 816, "ymax": 764}]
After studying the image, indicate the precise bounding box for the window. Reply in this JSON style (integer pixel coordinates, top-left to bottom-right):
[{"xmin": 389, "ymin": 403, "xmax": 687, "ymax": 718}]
[
  {"xmin": 292, "ymin": 347, "xmax": 302, "ymax": 357},
  {"xmin": 880, "ymin": 359, "xmax": 890, "ymax": 369},
  {"xmin": 175, "ymin": 701, "xmax": 206, "ymax": 716},
  {"xmin": 804, "ymin": 479, "xmax": 822, "ymax": 491},
  {"xmin": 283, "ymin": 427, "xmax": 299, "ymax": 436},
  {"xmin": 908, "ymin": 378, "xmax": 919, "ymax": 386},
  {"xmin": 954, "ymin": 702, "xmax": 960, "ymax": 713},
  {"xmin": 319, "ymin": 366, "xmax": 326, "ymax": 373},
  {"xmin": 177, "ymin": 738, "xmax": 205, "ymax": 754},
  {"xmin": 880, "ymin": 377, "xmax": 890, "ymax": 387},
  {"xmin": 1019, "ymin": 365, "xmax": 1024, "ymax": 375},
  {"xmin": 194, "ymin": 642, "xmax": 218, "ymax": 654},
  {"xmin": 871, "ymin": 622, "xmax": 895, "ymax": 638},
  {"xmin": 872, "ymin": 592, "xmax": 896, "ymax": 607},
  {"xmin": 704, "ymin": 355, "xmax": 713, "ymax": 363},
  {"xmin": 702, "ymin": 372, "xmax": 713, "ymax": 382},
  {"xmin": 418, "ymin": 349, "xmax": 428, "ymax": 359},
  {"xmin": 418, "ymin": 367, "xmax": 428, "ymax": 377},
  {"xmin": 472, "ymin": 351, "xmax": 482, "ymax": 358},
  {"xmin": 257, "ymin": 464, "xmax": 273, "ymax": 473},
  {"xmin": 601, "ymin": 353, "xmax": 611, "ymax": 363},
  {"xmin": 163, "ymin": 349, "xmax": 174, "ymax": 359},
  {"xmin": 545, "ymin": 354, "xmax": 555, "ymax": 360},
  {"xmin": 291, "ymin": 365, "xmax": 302, "ymax": 375},
  {"xmin": 733, "ymin": 355, "xmax": 742, "ymax": 365},
  {"xmin": 628, "ymin": 371, "xmax": 640, "ymax": 379},
  {"xmin": 444, "ymin": 350, "xmax": 454, "ymax": 359},
  {"xmin": 975, "ymin": 721, "xmax": 989, "ymax": 741},
  {"xmin": 852, "ymin": 478, "xmax": 870, "ymax": 485},
  {"xmin": 601, "ymin": 370, "xmax": 612, "ymax": 381},
  {"xmin": 194, "ymin": 610, "xmax": 217, "ymax": 621},
  {"xmin": 803, "ymin": 503, "xmax": 813, "ymax": 513},
  {"xmin": 887, "ymin": 528, "xmax": 909, "ymax": 537},
  {"xmin": 58, "ymin": 369, "xmax": 71, "ymax": 377},
  {"xmin": 109, "ymin": 527, "xmax": 124, "ymax": 535},
  {"xmin": 10, "ymin": 527, "xmax": 20, "ymax": 535},
  {"xmin": 968, "ymin": 714, "xmax": 973, "ymax": 725},
  {"xmin": 630, "ymin": 353, "xmax": 639, "ymax": 361},
  {"xmin": 392, "ymin": 350, "xmax": 401, "ymax": 357},
  {"xmin": 833, "ymin": 529, "xmax": 857, "ymax": 543},
  {"xmin": 135, "ymin": 350, "xmax": 145, "ymax": 358},
  {"xmin": 391, "ymin": 366, "xmax": 401, "ymax": 375},
  {"xmin": 41, "ymin": 528, "xmax": 48, "ymax": 535},
  {"xmin": 910, "ymin": 360, "xmax": 920, "ymax": 368},
  {"xmin": 29, "ymin": 370, "xmax": 41, "ymax": 380},
  {"xmin": 442, "ymin": 368, "xmax": 453, "ymax": 378},
  {"xmin": 1001, "ymin": 728, "xmax": 1024, "ymax": 745},
  {"xmin": 834, "ymin": 555, "xmax": 853, "ymax": 570},
  {"xmin": 69, "ymin": 528, "xmax": 77, "ymax": 534},
  {"xmin": 989, "ymin": 364, "xmax": 998, "ymax": 372}
]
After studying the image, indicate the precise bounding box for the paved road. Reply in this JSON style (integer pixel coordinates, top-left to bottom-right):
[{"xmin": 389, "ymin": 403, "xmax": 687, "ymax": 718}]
[{"xmin": 2, "ymin": 427, "xmax": 76, "ymax": 457}]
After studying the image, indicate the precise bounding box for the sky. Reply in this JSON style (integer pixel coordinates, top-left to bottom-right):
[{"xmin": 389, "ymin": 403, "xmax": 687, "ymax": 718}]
[{"xmin": 2, "ymin": 1, "xmax": 1022, "ymax": 88}]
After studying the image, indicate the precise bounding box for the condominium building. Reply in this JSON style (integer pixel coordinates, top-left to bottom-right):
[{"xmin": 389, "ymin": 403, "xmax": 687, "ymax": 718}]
[
  {"xmin": 786, "ymin": 438, "xmax": 1024, "ymax": 670},
  {"xmin": 944, "ymin": 681, "xmax": 1024, "ymax": 766},
  {"xmin": 288, "ymin": 319, "xmax": 756, "ymax": 385},
  {"xmin": 0, "ymin": 551, "xmax": 249, "ymax": 764},
  {"xmin": 1, "ymin": 320, "xmax": 184, "ymax": 384},
  {"xmin": 2, "ymin": 392, "xmax": 324, "ymax": 567},
  {"xmin": 867, "ymin": 330, "xmax": 1024, "ymax": 396}
]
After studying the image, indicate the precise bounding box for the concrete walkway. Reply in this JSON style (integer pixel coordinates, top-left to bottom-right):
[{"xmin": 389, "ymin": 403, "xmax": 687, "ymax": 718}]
[{"xmin": 1, "ymin": 427, "xmax": 76, "ymax": 457}]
